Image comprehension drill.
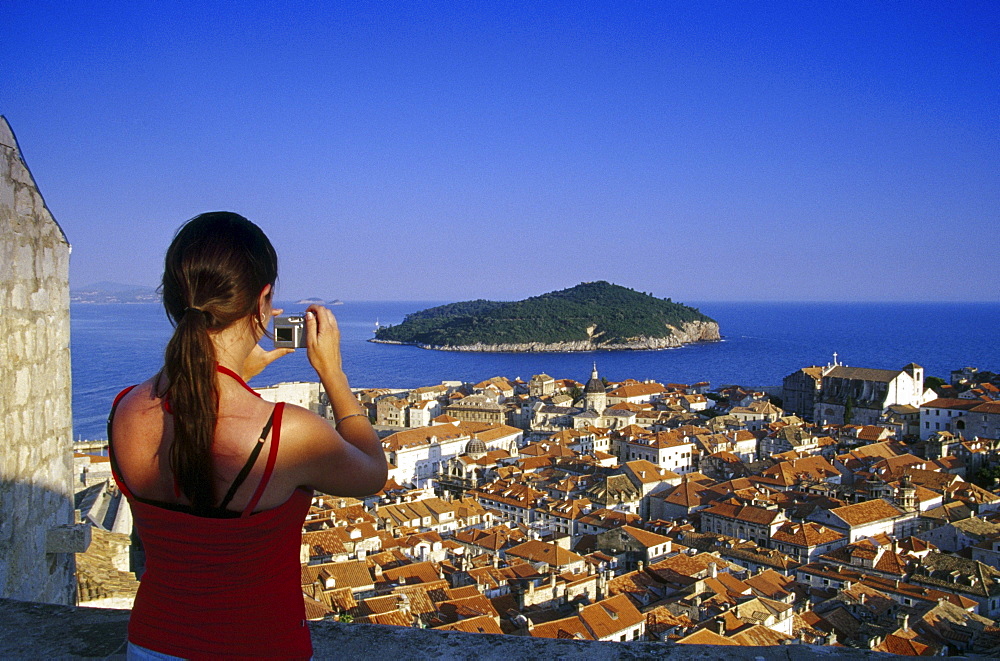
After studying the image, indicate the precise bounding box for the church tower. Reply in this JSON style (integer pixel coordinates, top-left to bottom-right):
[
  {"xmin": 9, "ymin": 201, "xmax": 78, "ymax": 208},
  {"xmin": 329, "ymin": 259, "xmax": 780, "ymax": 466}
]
[
  {"xmin": 584, "ymin": 363, "xmax": 607, "ymax": 413},
  {"xmin": 896, "ymin": 473, "xmax": 918, "ymax": 513}
]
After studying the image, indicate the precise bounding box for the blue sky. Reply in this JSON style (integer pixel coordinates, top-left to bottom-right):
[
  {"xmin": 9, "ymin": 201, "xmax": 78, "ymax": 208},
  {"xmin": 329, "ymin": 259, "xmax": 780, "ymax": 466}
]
[{"xmin": 3, "ymin": 1, "xmax": 998, "ymax": 302}]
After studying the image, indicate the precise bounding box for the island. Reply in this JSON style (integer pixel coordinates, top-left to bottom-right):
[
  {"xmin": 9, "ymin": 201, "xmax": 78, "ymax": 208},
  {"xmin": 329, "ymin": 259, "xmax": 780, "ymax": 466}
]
[{"xmin": 370, "ymin": 281, "xmax": 721, "ymax": 352}]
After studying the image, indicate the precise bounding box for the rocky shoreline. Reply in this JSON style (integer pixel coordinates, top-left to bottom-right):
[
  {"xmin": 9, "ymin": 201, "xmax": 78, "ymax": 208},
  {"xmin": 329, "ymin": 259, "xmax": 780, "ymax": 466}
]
[{"xmin": 369, "ymin": 320, "xmax": 721, "ymax": 353}]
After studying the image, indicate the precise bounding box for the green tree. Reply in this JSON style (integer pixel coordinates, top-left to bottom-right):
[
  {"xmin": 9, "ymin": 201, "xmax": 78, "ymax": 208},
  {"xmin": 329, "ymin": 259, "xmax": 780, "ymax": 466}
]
[
  {"xmin": 925, "ymin": 376, "xmax": 947, "ymax": 395},
  {"xmin": 843, "ymin": 395, "xmax": 854, "ymax": 426},
  {"xmin": 974, "ymin": 466, "xmax": 1000, "ymax": 489}
]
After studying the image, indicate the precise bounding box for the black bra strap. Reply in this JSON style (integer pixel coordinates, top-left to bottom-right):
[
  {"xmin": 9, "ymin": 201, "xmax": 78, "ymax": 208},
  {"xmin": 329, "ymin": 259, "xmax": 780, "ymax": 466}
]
[{"xmin": 219, "ymin": 408, "xmax": 277, "ymax": 510}]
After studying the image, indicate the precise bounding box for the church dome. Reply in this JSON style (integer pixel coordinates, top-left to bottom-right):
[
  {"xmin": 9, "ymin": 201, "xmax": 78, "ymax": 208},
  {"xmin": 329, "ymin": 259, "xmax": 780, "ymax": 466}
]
[
  {"xmin": 465, "ymin": 437, "xmax": 487, "ymax": 458},
  {"xmin": 585, "ymin": 362, "xmax": 605, "ymax": 394}
]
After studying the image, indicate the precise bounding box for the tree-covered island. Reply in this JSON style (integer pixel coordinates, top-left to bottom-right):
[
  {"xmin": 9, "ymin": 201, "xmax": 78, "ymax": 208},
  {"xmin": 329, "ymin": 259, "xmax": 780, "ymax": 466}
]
[{"xmin": 370, "ymin": 281, "xmax": 721, "ymax": 352}]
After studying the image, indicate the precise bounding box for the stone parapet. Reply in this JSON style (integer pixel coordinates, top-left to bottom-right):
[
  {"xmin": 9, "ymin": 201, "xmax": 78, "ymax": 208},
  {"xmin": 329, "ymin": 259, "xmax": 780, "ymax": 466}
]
[{"xmin": 0, "ymin": 597, "xmax": 934, "ymax": 660}]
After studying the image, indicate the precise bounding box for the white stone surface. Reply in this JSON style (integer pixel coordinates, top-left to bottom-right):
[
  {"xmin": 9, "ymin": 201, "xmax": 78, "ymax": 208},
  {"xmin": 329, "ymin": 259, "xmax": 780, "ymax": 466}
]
[{"xmin": 0, "ymin": 116, "xmax": 75, "ymax": 605}]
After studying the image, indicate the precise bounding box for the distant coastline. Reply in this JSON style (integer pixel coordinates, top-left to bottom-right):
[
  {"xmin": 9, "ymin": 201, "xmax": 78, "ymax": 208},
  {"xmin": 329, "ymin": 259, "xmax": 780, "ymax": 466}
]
[
  {"xmin": 369, "ymin": 320, "xmax": 721, "ymax": 353},
  {"xmin": 71, "ymin": 282, "xmax": 159, "ymax": 304},
  {"xmin": 71, "ymin": 283, "xmax": 345, "ymax": 306}
]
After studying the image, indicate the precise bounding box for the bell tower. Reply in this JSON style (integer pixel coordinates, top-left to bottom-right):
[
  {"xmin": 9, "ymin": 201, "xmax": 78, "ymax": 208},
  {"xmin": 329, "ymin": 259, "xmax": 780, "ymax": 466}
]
[{"xmin": 584, "ymin": 363, "xmax": 607, "ymax": 413}]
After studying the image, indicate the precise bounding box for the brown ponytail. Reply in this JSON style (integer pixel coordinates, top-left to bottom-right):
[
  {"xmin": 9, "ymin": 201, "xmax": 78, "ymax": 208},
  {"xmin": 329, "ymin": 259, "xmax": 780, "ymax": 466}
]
[{"xmin": 159, "ymin": 212, "xmax": 277, "ymax": 512}]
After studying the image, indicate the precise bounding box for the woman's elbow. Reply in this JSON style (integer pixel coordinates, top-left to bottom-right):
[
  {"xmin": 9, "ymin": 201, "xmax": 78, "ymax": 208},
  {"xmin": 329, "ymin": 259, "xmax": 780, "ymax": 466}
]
[
  {"xmin": 342, "ymin": 455, "xmax": 388, "ymax": 497},
  {"xmin": 359, "ymin": 459, "xmax": 389, "ymax": 496}
]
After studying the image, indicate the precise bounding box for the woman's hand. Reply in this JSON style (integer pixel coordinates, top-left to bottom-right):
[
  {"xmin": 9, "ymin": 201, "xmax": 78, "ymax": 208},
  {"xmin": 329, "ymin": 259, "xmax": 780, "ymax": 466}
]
[
  {"xmin": 304, "ymin": 304, "xmax": 344, "ymax": 381},
  {"xmin": 241, "ymin": 307, "xmax": 293, "ymax": 381},
  {"xmin": 242, "ymin": 344, "xmax": 294, "ymax": 381}
]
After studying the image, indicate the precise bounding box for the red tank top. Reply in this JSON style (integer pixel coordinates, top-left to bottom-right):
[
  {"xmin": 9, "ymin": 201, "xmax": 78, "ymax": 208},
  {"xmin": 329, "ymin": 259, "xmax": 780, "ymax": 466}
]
[{"xmin": 109, "ymin": 373, "xmax": 313, "ymax": 659}]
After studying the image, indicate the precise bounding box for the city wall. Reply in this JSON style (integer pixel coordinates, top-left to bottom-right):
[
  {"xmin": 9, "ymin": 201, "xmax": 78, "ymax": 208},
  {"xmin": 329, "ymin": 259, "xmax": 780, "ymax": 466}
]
[
  {"xmin": 0, "ymin": 116, "xmax": 81, "ymax": 605},
  {"xmin": 0, "ymin": 597, "xmax": 907, "ymax": 660}
]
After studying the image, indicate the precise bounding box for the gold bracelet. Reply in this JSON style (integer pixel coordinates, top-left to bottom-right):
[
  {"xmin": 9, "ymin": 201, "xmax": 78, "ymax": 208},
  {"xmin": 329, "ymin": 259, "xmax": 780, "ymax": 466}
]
[{"xmin": 335, "ymin": 413, "xmax": 368, "ymax": 427}]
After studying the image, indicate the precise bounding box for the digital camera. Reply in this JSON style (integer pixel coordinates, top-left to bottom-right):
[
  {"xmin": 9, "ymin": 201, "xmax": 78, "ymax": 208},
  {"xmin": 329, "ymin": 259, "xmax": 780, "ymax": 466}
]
[{"xmin": 273, "ymin": 314, "xmax": 307, "ymax": 348}]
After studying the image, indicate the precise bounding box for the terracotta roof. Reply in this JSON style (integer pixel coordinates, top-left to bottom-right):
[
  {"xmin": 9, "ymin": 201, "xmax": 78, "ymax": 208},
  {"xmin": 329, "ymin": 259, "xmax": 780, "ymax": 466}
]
[
  {"xmin": 659, "ymin": 479, "xmax": 711, "ymax": 508},
  {"xmin": 394, "ymin": 584, "xmax": 438, "ymax": 615},
  {"xmin": 731, "ymin": 624, "xmax": 793, "ymax": 646},
  {"xmin": 875, "ymin": 632, "xmax": 933, "ymax": 656},
  {"xmin": 624, "ymin": 459, "xmax": 678, "ymax": 483},
  {"xmin": 829, "ymin": 499, "xmax": 904, "ymax": 526},
  {"xmin": 324, "ymin": 586, "xmax": 357, "ymax": 612},
  {"xmin": 701, "ymin": 501, "xmax": 784, "ymax": 526},
  {"xmin": 358, "ymin": 610, "xmax": 413, "ymax": 627},
  {"xmin": 772, "ymin": 521, "xmax": 844, "ymax": 547},
  {"xmin": 649, "ymin": 552, "xmax": 736, "ymax": 578},
  {"xmin": 922, "ymin": 398, "xmax": 982, "ymax": 410},
  {"xmin": 825, "ymin": 366, "xmax": 903, "ymax": 383},
  {"xmin": 309, "ymin": 559, "xmax": 374, "ymax": 591},
  {"xmin": 436, "ymin": 594, "xmax": 498, "ymax": 622},
  {"xmin": 381, "ymin": 560, "xmax": 442, "ymax": 586},
  {"xmin": 578, "ymin": 594, "xmax": 645, "ymax": 639},
  {"xmin": 745, "ymin": 569, "xmax": 795, "ymax": 600},
  {"xmin": 434, "ymin": 615, "xmax": 503, "ymax": 634},
  {"xmin": 676, "ymin": 629, "xmax": 740, "ymax": 645},
  {"xmin": 608, "ymin": 382, "xmax": 665, "ymax": 398},
  {"xmin": 617, "ymin": 525, "xmax": 672, "ymax": 549},
  {"xmin": 529, "ymin": 615, "xmax": 594, "ymax": 640},
  {"xmin": 506, "ymin": 540, "xmax": 586, "ymax": 568},
  {"xmin": 303, "ymin": 594, "xmax": 332, "ymax": 621}
]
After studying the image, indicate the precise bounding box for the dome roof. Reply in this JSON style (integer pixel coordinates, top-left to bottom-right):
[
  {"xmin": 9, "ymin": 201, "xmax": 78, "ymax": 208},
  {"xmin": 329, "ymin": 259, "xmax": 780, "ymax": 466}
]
[
  {"xmin": 585, "ymin": 362, "xmax": 605, "ymax": 394},
  {"xmin": 465, "ymin": 437, "xmax": 487, "ymax": 457}
]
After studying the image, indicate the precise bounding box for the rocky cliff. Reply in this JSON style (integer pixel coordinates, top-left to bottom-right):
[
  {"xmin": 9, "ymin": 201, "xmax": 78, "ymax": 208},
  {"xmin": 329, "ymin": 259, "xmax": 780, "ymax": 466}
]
[{"xmin": 372, "ymin": 319, "xmax": 721, "ymax": 353}]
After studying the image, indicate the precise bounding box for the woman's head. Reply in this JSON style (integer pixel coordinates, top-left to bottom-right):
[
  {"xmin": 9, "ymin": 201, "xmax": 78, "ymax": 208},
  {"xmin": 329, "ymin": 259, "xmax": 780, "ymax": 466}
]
[
  {"xmin": 162, "ymin": 211, "xmax": 278, "ymax": 334},
  {"xmin": 160, "ymin": 212, "xmax": 277, "ymax": 511}
]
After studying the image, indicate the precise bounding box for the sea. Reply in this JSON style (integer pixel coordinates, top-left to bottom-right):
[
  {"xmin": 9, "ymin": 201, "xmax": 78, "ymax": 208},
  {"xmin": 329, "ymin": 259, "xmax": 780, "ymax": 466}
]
[{"xmin": 70, "ymin": 301, "xmax": 1000, "ymax": 441}]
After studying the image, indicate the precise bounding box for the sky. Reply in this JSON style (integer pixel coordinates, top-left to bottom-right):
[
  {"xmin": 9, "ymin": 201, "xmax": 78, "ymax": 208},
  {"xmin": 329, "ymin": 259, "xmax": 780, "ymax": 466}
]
[{"xmin": 2, "ymin": 1, "xmax": 998, "ymax": 302}]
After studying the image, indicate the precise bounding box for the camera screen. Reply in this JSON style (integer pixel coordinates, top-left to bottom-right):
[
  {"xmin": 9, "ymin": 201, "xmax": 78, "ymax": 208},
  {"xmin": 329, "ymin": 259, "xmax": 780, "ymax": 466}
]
[{"xmin": 275, "ymin": 327, "xmax": 294, "ymax": 342}]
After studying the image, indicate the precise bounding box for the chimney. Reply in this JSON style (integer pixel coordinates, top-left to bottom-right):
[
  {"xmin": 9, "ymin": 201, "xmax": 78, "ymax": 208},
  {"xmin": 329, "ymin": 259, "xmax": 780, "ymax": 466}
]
[
  {"xmin": 708, "ymin": 561, "xmax": 718, "ymax": 579},
  {"xmin": 713, "ymin": 617, "xmax": 726, "ymax": 635},
  {"xmin": 898, "ymin": 613, "xmax": 909, "ymax": 632}
]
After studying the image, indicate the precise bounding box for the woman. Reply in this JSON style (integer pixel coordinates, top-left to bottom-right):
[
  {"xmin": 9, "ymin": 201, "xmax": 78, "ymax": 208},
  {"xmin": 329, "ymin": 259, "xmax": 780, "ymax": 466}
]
[{"xmin": 108, "ymin": 212, "xmax": 387, "ymax": 660}]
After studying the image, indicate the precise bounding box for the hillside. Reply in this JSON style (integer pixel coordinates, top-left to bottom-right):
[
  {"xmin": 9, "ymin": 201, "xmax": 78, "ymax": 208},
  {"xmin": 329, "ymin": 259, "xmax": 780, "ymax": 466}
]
[{"xmin": 371, "ymin": 282, "xmax": 721, "ymax": 352}]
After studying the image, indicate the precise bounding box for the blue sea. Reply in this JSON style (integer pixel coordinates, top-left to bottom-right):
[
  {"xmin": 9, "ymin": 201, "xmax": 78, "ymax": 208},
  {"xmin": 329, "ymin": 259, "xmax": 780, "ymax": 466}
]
[{"xmin": 70, "ymin": 301, "xmax": 1000, "ymax": 441}]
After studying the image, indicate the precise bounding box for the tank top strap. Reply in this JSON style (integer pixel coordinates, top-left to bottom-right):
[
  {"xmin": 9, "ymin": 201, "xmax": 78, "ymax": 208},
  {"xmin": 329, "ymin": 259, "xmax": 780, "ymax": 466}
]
[
  {"xmin": 216, "ymin": 364, "xmax": 262, "ymax": 397},
  {"xmin": 240, "ymin": 402, "xmax": 285, "ymax": 517},
  {"xmin": 107, "ymin": 385, "xmax": 139, "ymax": 500}
]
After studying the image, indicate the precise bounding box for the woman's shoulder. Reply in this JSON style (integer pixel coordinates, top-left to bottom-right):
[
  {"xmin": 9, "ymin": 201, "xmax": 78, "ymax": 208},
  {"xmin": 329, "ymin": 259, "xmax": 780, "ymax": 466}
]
[
  {"xmin": 113, "ymin": 377, "xmax": 162, "ymax": 414},
  {"xmin": 277, "ymin": 402, "xmax": 337, "ymax": 438}
]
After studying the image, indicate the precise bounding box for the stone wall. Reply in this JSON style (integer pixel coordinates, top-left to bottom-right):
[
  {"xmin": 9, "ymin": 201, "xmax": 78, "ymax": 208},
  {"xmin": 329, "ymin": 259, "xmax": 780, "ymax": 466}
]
[
  {"xmin": 0, "ymin": 116, "xmax": 79, "ymax": 605},
  {"xmin": 0, "ymin": 597, "xmax": 914, "ymax": 660}
]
